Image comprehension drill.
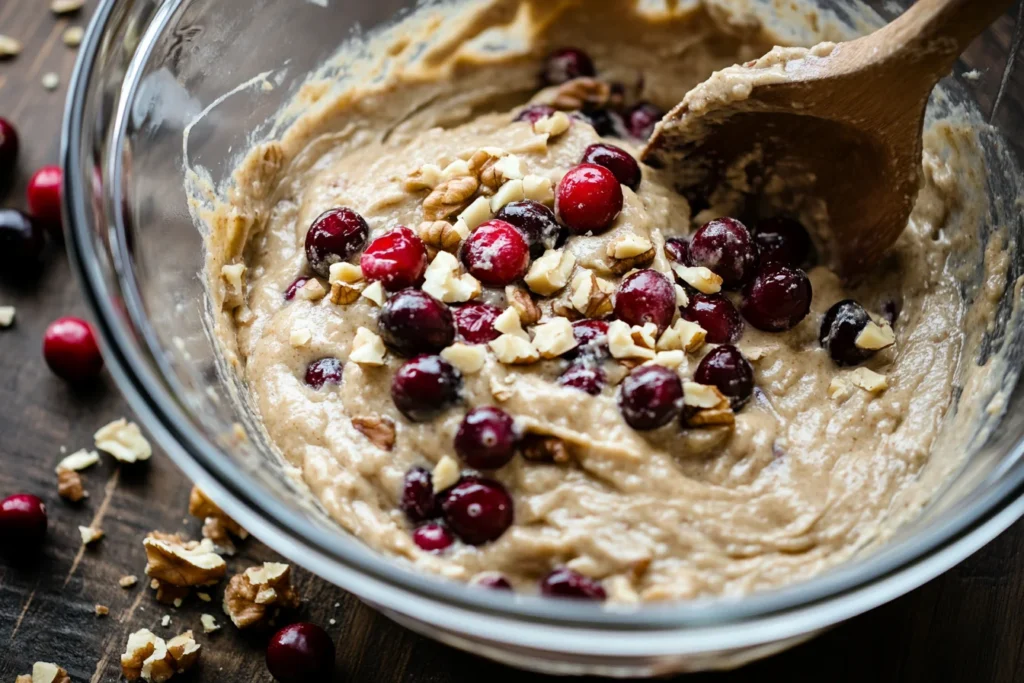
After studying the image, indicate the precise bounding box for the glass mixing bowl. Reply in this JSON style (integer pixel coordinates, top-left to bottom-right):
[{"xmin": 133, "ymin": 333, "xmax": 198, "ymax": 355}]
[{"xmin": 62, "ymin": 0, "xmax": 1024, "ymax": 676}]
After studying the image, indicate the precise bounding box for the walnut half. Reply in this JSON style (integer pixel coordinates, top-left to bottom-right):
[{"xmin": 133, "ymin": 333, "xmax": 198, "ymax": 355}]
[
  {"xmin": 223, "ymin": 562, "xmax": 301, "ymax": 629},
  {"xmin": 143, "ymin": 532, "xmax": 226, "ymax": 590},
  {"xmin": 121, "ymin": 628, "xmax": 200, "ymax": 683},
  {"xmin": 423, "ymin": 176, "xmax": 479, "ymax": 220},
  {"xmin": 189, "ymin": 487, "xmax": 249, "ymax": 555}
]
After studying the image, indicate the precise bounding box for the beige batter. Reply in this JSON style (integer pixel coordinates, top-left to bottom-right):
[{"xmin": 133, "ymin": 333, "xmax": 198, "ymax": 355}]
[{"xmin": 199, "ymin": 0, "xmax": 1004, "ymax": 601}]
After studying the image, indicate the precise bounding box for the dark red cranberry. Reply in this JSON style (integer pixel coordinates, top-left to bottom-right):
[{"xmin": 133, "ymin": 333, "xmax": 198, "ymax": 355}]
[
  {"xmin": 391, "ymin": 355, "xmax": 462, "ymax": 421},
  {"xmin": 664, "ymin": 237, "xmax": 690, "ymax": 265},
  {"xmin": 412, "ymin": 522, "xmax": 455, "ymax": 553},
  {"xmin": 266, "ymin": 622, "xmax": 335, "ymax": 683},
  {"xmin": 695, "ymin": 345, "xmax": 754, "ymax": 409},
  {"xmin": 573, "ymin": 108, "xmax": 626, "ymax": 138},
  {"xmin": 541, "ymin": 47, "xmax": 596, "ymax": 85},
  {"xmin": 612, "ymin": 269, "xmax": 675, "ymax": 334},
  {"xmin": 304, "ymin": 207, "xmax": 369, "ymax": 277},
  {"xmin": 42, "ymin": 317, "xmax": 104, "ymax": 383},
  {"xmin": 400, "ymin": 466, "xmax": 439, "ymax": 523},
  {"xmin": 304, "ymin": 357, "xmax": 343, "ymax": 389},
  {"xmin": 440, "ymin": 477, "xmax": 513, "ymax": 545},
  {"xmin": 378, "ymin": 289, "xmax": 455, "ymax": 356},
  {"xmin": 618, "ymin": 364, "xmax": 683, "ymax": 430},
  {"xmin": 741, "ymin": 264, "xmax": 812, "ymax": 332},
  {"xmin": 540, "ymin": 568, "xmax": 606, "ymax": 600},
  {"xmin": 581, "ymin": 143, "xmax": 641, "ymax": 191},
  {"xmin": 461, "ymin": 220, "xmax": 530, "ymax": 287},
  {"xmin": 681, "ymin": 293, "xmax": 743, "ymax": 344},
  {"xmin": 819, "ymin": 299, "xmax": 878, "ymax": 366},
  {"xmin": 558, "ymin": 360, "xmax": 605, "ymax": 395},
  {"xmin": 625, "ymin": 102, "xmax": 664, "ymax": 140},
  {"xmin": 688, "ymin": 218, "xmax": 759, "ymax": 288},
  {"xmin": 27, "ymin": 165, "xmax": 63, "ymax": 231},
  {"xmin": 472, "ymin": 573, "xmax": 513, "ymax": 590},
  {"xmin": 0, "ymin": 494, "xmax": 47, "ymax": 546},
  {"xmin": 494, "ymin": 200, "xmax": 560, "ymax": 258},
  {"xmin": 453, "ymin": 303, "xmax": 502, "ymax": 344},
  {"xmin": 455, "ymin": 406, "xmax": 519, "ymax": 470},
  {"xmin": 514, "ymin": 104, "xmax": 557, "ymax": 124},
  {"xmin": 570, "ymin": 319, "xmax": 610, "ymax": 358},
  {"xmin": 556, "ymin": 163, "xmax": 623, "ymax": 235},
  {"xmin": 0, "ymin": 117, "xmax": 19, "ymax": 183},
  {"xmin": 0, "ymin": 209, "xmax": 44, "ymax": 274},
  {"xmin": 284, "ymin": 276, "xmax": 310, "ymax": 300},
  {"xmin": 754, "ymin": 217, "xmax": 812, "ymax": 268},
  {"xmin": 360, "ymin": 226, "xmax": 428, "ymax": 291},
  {"xmin": 881, "ymin": 298, "xmax": 901, "ymax": 325}
]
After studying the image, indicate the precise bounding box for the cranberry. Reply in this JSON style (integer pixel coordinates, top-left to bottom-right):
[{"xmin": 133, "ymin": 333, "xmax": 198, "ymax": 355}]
[
  {"xmin": 540, "ymin": 568, "xmax": 606, "ymax": 600},
  {"xmin": 266, "ymin": 622, "xmax": 335, "ymax": 683},
  {"xmin": 558, "ymin": 360, "xmax": 605, "ymax": 395},
  {"xmin": 541, "ymin": 47, "xmax": 596, "ymax": 85},
  {"xmin": 0, "ymin": 117, "xmax": 19, "ymax": 183},
  {"xmin": 613, "ymin": 269, "xmax": 676, "ymax": 334},
  {"xmin": 0, "ymin": 209, "xmax": 44, "ymax": 274},
  {"xmin": 556, "ymin": 164, "xmax": 623, "ymax": 235},
  {"xmin": 412, "ymin": 522, "xmax": 455, "ymax": 553},
  {"xmin": 378, "ymin": 289, "xmax": 455, "ymax": 356},
  {"xmin": 695, "ymin": 345, "xmax": 754, "ymax": 409},
  {"xmin": 472, "ymin": 573, "xmax": 513, "ymax": 590},
  {"xmin": 618, "ymin": 364, "xmax": 683, "ymax": 430},
  {"xmin": 27, "ymin": 165, "xmax": 63, "ymax": 232},
  {"xmin": 284, "ymin": 276, "xmax": 310, "ymax": 300},
  {"xmin": 625, "ymin": 102, "xmax": 664, "ymax": 140},
  {"xmin": 0, "ymin": 494, "xmax": 47, "ymax": 546},
  {"xmin": 681, "ymin": 293, "xmax": 743, "ymax": 344},
  {"xmin": 570, "ymin": 319, "xmax": 610, "ymax": 358},
  {"xmin": 882, "ymin": 298, "xmax": 901, "ymax": 325},
  {"xmin": 453, "ymin": 303, "xmax": 502, "ymax": 344},
  {"xmin": 741, "ymin": 264, "xmax": 812, "ymax": 332},
  {"xmin": 455, "ymin": 406, "xmax": 519, "ymax": 470},
  {"xmin": 42, "ymin": 317, "xmax": 104, "ymax": 383},
  {"xmin": 688, "ymin": 218, "xmax": 759, "ymax": 288},
  {"xmin": 461, "ymin": 220, "xmax": 531, "ymax": 287},
  {"xmin": 360, "ymin": 226, "xmax": 428, "ymax": 291},
  {"xmin": 304, "ymin": 207, "xmax": 369, "ymax": 277},
  {"xmin": 754, "ymin": 217, "xmax": 812, "ymax": 268},
  {"xmin": 440, "ymin": 477, "xmax": 513, "ymax": 545},
  {"xmin": 819, "ymin": 299, "xmax": 878, "ymax": 366},
  {"xmin": 391, "ymin": 355, "xmax": 462, "ymax": 421},
  {"xmin": 304, "ymin": 357, "xmax": 343, "ymax": 389},
  {"xmin": 400, "ymin": 466, "xmax": 439, "ymax": 523},
  {"xmin": 514, "ymin": 104, "xmax": 557, "ymax": 124},
  {"xmin": 574, "ymin": 108, "xmax": 626, "ymax": 138},
  {"xmin": 664, "ymin": 237, "xmax": 690, "ymax": 265},
  {"xmin": 581, "ymin": 143, "xmax": 641, "ymax": 191},
  {"xmin": 494, "ymin": 200, "xmax": 560, "ymax": 258}
]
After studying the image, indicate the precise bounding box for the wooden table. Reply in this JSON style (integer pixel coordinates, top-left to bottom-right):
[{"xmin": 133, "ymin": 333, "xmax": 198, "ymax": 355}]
[{"xmin": 2, "ymin": 2, "xmax": 1024, "ymax": 681}]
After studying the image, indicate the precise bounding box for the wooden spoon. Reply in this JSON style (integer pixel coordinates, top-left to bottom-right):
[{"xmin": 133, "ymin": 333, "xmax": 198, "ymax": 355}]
[{"xmin": 642, "ymin": 0, "xmax": 1012, "ymax": 276}]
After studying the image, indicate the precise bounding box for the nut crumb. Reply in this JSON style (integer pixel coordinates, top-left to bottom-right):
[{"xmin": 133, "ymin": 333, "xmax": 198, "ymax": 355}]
[
  {"xmin": 95, "ymin": 418, "xmax": 152, "ymax": 463},
  {"xmin": 849, "ymin": 367, "xmax": 888, "ymax": 393},
  {"xmin": 0, "ymin": 306, "xmax": 15, "ymax": 327},
  {"xmin": 0, "ymin": 35, "xmax": 23, "ymax": 58},
  {"xmin": 62, "ymin": 26, "xmax": 84, "ymax": 47},
  {"xmin": 200, "ymin": 613, "xmax": 220, "ymax": 633},
  {"xmin": 223, "ymin": 562, "xmax": 301, "ymax": 628},
  {"xmin": 55, "ymin": 448, "xmax": 100, "ymax": 472},
  {"xmin": 120, "ymin": 575, "xmax": 139, "ymax": 588},
  {"xmin": 532, "ymin": 111, "xmax": 572, "ymax": 137},
  {"xmin": 26, "ymin": 663, "xmax": 70, "ymax": 683},
  {"xmin": 41, "ymin": 72, "xmax": 60, "ymax": 91},
  {"xmin": 79, "ymin": 525, "xmax": 104, "ymax": 545},
  {"xmin": 51, "ymin": 0, "xmax": 85, "ymax": 14},
  {"xmin": 58, "ymin": 469, "xmax": 88, "ymax": 502},
  {"xmin": 95, "ymin": 604, "xmax": 110, "ymax": 617}
]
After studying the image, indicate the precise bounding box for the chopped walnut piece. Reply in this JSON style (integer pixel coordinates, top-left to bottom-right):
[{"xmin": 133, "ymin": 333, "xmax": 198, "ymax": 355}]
[
  {"xmin": 493, "ymin": 307, "xmax": 529, "ymax": 340},
  {"xmin": 489, "ymin": 374, "xmax": 516, "ymax": 402},
  {"xmin": 404, "ymin": 163, "xmax": 442, "ymax": 191},
  {"xmin": 223, "ymin": 562, "xmax": 301, "ymax": 629},
  {"xmin": 144, "ymin": 532, "xmax": 226, "ymax": 589},
  {"xmin": 683, "ymin": 382, "xmax": 728, "ymax": 408},
  {"xmin": 532, "ymin": 318, "xmax": 578, "ymax": 359},
  {"xmin": 28, "ymin": 663, "xmax": 70, "ymax": 683},
  {"xmin": 296, "ymin": 278, "xmax": 327, "ymax": 301},
  {"xmin": 523, "ymin": 174, "xmax": 555, "ymax": 204},
  {"xmin": 349, "ymin": 327, "xmax": 388, "ymax": 366},
  {"xmin": 201, "ymin": 614, "xmax": 220, "ymax": 633},
  {"xmin": 524, "ymin": 248, "xmax": 575, "ymax": 296},
  {"xmin": 489, "ymin": 179, "xmax": 527, "ymax": 212},
  {"xmin": 220, "ymin": 263, "xmax": 246, "ymax": 308},
  {"xmin": 422, "ymin": 251, "xmax": 481, "ymax": 303},
  {"xmin": 432, "ymin": 455, "xmax": 461, "ymax": 493},
  {"xmin": 855, "ymin": 320, "xmax": 896, "ymax": 350},
  {"xmin": 352, "ymin": 415, "xmax": 396, "ymax": 450},
  {"xmin": 51, "ymin": 0, "xmax": 85, "ymax": 14},
  {"xmin": 79, "ymin": 525, "xmax": 104, "ymax": 545},
  {"xmin": 657, "ymin": 319, "xmax": 707, "ymax": 353},
  {"xmin": 671, "ymin": 264, "xmax": 723, "ymax": 294},
  {"xmin": 645, "ymin": 350, "xmax": 686, "ymax": 368},
  {"xmin": 505, "ymin": 285, "xmax": 542, "ymax": 325},
  {"xmin": 120, "ymin": 629, "xmax": 166, "ymax": 682},
  {"xmin": 16, "ymin": 675, "xmax": 30, "ymax": 683},
  {"xmin": 95, "ymin": 418, "xmax": 152, "ymax": 463},
  {"xmin": 686, "ymin": 405, "xmax": 736, "ymax": 427},
  {"xmin": 536, "ymin": 77, "xmax": 612, "ymax": 111},
  {"xmin": 682, "ymin": 383, "xmax": 735, "ymax": 427},
  {"xmin": 441, "ymin": 159, "xmax": 473, "ymax": 180},
  {"xmin": 95, "ymin": 604, "xmax": 110, "ymax": 616},
  {"xmin": 57, "ymin": 469, "xmax": 87, "ymax": 502},
  {"xmin": 458, "ymin": 196, "xmax": 492, "ymax": 230},
  {"xmin": 441, "ymin": 343, "xmax": 487, "ymax": 375},
  {"xmin": 289, "ymin": 326, "xmax": 312, "ymax": 348},
  {"xmin": 0, "ymin": 35, "xmax": 23, "ymax": 58},
  {"xmin": 417, "ymin": 220, "xmax": 465, "ymax": 252},
  {"xmin": 674, "ymin": 284, "xmax": 689, "ymax": 308},
  {"xmin": 120, "ymin": 574, "xmax": 139, "ymax": 588},
  {"xmin": 423, "ymin": 176, "xmax": 479, "ymax": 220},
  {"xmin": 329, "ymin": 280, "xmax": 365, "ymax": 305},
  {"xmin": 607, "ymin": 320, "xmax": 656, "ymax": 360},
  {"xmin": 189, "ymin": 487, "xmax": 248, "ymax": 555},
  {"xmin": 361, "ymin": 281, "xmax": 386, "ymax": 306},
  {"xmin": 55, "ymin": 448, "xmax": 99, "ymax": 472},
  {"xmin": 569, "ymin": 270, "xmax": 614, "ymax": 318},
  {"xmin": 533, "ymin": 111, "xmax": 572, "ymax": 137},
  {"xmin": 849, "ymin": 367, "xmax": 888, "ymax": 393},
  {"xmin": 166, "ymin": 631, "xmax": 201, "ymax": 674},
  {"xmin": 489, "ymin": 334, "xmax": 540, "ymax": 365},
  {"xmin": 328, "ymin": 262, "xmax": 363, "ymax": 285},
  {"xmin": 467, "ymin": 148, "xmax": 503, "ymax": 187},
  {"xmin": 606, "ymin": 235, "xmax": 656, "ymax": 275},
  {"xmin": 520, "ymin": 434, "xmax": 570, "ymax": 464}
]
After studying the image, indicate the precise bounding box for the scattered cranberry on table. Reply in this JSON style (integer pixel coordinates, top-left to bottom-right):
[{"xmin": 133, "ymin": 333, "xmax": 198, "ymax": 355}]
[
  {"xmin": 541, "ymin": 47, "xmax": 596, "ymax": 85},
  {"xmin": 612, "ymin": 269, "xmax": 676, "ymax": 334},
  {"xmin": 681, "ymin": 292, "xmax": 744, "ymax": 344},
  {"xmin": 0, "ymin": 208, "xmax": 45, "ymax": 273},
  {"xmin": 568, "ymin": 319, "xmax": 610, "ymax": 359},
  {"xmin": 754, "ymin": 217, "xmax": 812, "ymax": 268},
  {"xmin": 455, "ymin": 406, "xmax": 519, "ymax": 470},
  {"xmin": 0, "ymin": 117, "xmax": 19, "ymax": 184},
  {"xmin": 694, "ymin": 344, "xmax": 754, "ymax": 409},
  {"xmin": 461, "ymin": 219, "xmax": 531, "ymax": 287},
  {"xmin": 400, "ymin": 466, "xmax": 439, "ymax": 523},
  {"xmin": 688, "ymin": 217, "xmax": 759, "ymax": 288},
  {"xmin": 556, "ymin": 163, "xmax": 623, "ymax": 235},
  {"xmin": 514, "ymin": 104, "xmax": 557, "ymax": 124},
  {"xmin": 304, "ymin": 357, "xmax": 343, "ymax": 389},
  {"xmin": 820, "ymin": 299, "xmax": 878, "ymax": 366},
  {"xmin": 391, "ymin": 354, "xmax": 462, "ymax": 422},
  {"xmin": 266, "ymin": 622, "xmax": 335, "ymax": 683},
  {"xmin": 0, "ymin": 493, "xmax": 47, "ymax": 546},
  {"xmin": 558, "ymin": 360, "xmax": 605, "ymax": 396},
  {"xmin": 42, "ymin": 316, "xmax": 104, "ymax": 383},
  {"xmin": 663, "ymin": 236, "xmax": 690, "ymax": 265},
  {"xmin": 494, "ymin": 200, "xmax": 560, "ymax": 258},
  {"xmin": 377, "ymin": 288, "xmax": 455, "ymax": 356},
  {"xmin": 580, "ymin": 143, "xmax": 641, "ymax": 191},
  {"xmin": 452, "ymin": 302, "xmax": 503, "ymax": 345},
  {"xmin": 624, "ymin": 101, "xmax": 664, "ymax": 140},
  {"xmin": 740, "ymin": 263, "xmax": 812, "ymax": 332},
  {"xmin": 440, "ymin": 476, "xmax": 513, "ymax": 545},
  {"xmin": 412, "ymin": 522, "xmax": 455, "ymax": 553},
  {"xmin": 304, "ymin": 207, "xmax": 369, "ymax": 277},
  {"xmin": 540, "ymin": 567, "xmax": 606, "ymax": 601},
  {"xmin": 618, "ymin": 364, "xmax": 684, "ymax": 430},
  {"xmin": 360, "ymin": 225, "xmax": 428, "ymax": 291},
  {"xmin": 284, "ymin": 276, "xmax": 310, "ymax": 301},
  {"xmin": 27, "ymin": 165, "xmax": 63, "ymax": 236}
]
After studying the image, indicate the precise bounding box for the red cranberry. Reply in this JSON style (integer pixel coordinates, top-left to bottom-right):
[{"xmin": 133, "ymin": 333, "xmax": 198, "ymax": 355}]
[
  {"xmin": 400, "ymin": 466, "xmax": 439, "ymax": 523},
  {"xmin": 304, "ymin": 357, "xmax": 343, "ymax": 389},
  {"xmin": 494, "ymin": 200, "xmax": 560, "ymax": 259},
  {"xmin": 304, "ymin": 207, "xmax": 369, "ymax": 277},
  {"xmin": 284, "ymin": 276, "xmax": 310, "ymax": 300},
  {"xmin": 558, "ymin": 360, "xmax": 605, "ymax": 395},
  {"xmin": 440, "ymin": 477, "xmax": 513, "ymax": 545},
  {"xmin": 618, "ymin": 364, "xmax": 683, "ymax": 430},
  {"xmin": 625, "ymin": 102, "xmax": 664, "ymax": 140},
  {"xmin": 266, "ymin": 622, "xmax": 335, "ymax": 683},
  {"xmin": 681, "ymin": 293, "xmax": 743, "ymax": 344},
  {"xmin": 581, "ymin": 143, "xmax": 641, "ymax": 191},
  {"xmin": 612, "ymin": 269, "xmax": 675, "ymax": 334},
  {"xmin": 695, "ymin": 345, "xmax": 754, "ymax": 409},
  {"xmin": 472, "ymin": 573, "xmax": 513, "ymax": 590},
  {"xmin": 0, "ymin": 117, "xmax": 19, "ymax": 183},
  {"xmin": 754, "ymin": 217, "xmax": 812, "ymax": 268},
  {"xmin": 540, "ymin": 568, "xmax": 606, "ymax": 600},
  {"xmin": 688, "ymin": 218, "xmax": 759, "ymax": 288},
  {"xmin": 556, "ymin": 164, "xmax": 623, "ymax": 235},
  {"xmin": 541, "ymin": 47, "xmax": 596, "ymax": 85},
  {"xmin": 453, "ymin": 303, "xmax": 502, "ymax": 344},
  {"xmin": 360, "ymin": 226, "xmax": 428, "ymax": 291},
  {"xmin": 378, "ymin": 289, "xmax": 455, "ymax": 356},
  {"xmin": 27, "ymin": 165, "xmax": 63, "ymax": 232},
  {"xmin": 570, "ymin": 319, "xmax": 610, "ymax": 358},
  {"xmin": 412, "ymin": 522, "xmax": 455, "ymax": 553},
  {"xmin": 0, "ymin": 494, "xmax": 47, "ymax": 546},
  {"xmin": 741, "ymin": 264, "xmax": 812, "ymax": 332},
  {"xmin": 573, "ymin": 108, "xmax": 626, "ymax": 138},
  {"xmin": 391, "ymin": 355, "xmax": 462, "ymax": 421},
  {"xmin": 455, "ymin": 406, "xmax": 519, "ymax": 470},
  {"xmin": 43, "ymin": 317, "xmax": 104, "ymax": 383},
  {"xmin": 0, "ymin": 208, "xmax": 44, "ymax": 274},
  {"xmin": 514, "ymin": 104, "xmax": 557, "ymax": 124},
  {"xmin": 819, "ymin": 299, "xmax": 878, "ymax": 366},
  {"xmin": 664, "ymin": 237, "xmax": 690, "ymax": 265},
  {"xmin": 461, "ymin": 220, "xmax": 530, "ymax": 287}
]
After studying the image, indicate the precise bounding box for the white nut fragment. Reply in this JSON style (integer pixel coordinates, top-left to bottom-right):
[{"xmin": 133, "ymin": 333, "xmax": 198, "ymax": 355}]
[
  {"xmin": 95, "ymin": 418, "xmax": 152, "ymax": 463},
  {"xmin": 349, "ymin": 327, "xmax": 387, "ymax": 366},
  {"xmin": 432, "ymin": 455, "xmax": 461, "ymax": 493},
  {"xmin": 848, "ymin": 367, "xmax": 888, "ymax": 393},
  {"xmin": 440, "ymin": 343, "xmax": 487, "ymax": 375},
  {"xmin": 0, "ymin": 306, "xmax": 15, "ymax": 327},
  {"xmin": 671, "ymin": 264, "xmax": 722, "ymax": 294},
  {"xmin": 42, "ymin": 72, "xmax": 60, "ymax": 91},
  {"xmin": 200, "ymin": 614, "xmax": 220, "ymax": 633},
  {"xmin": 855, "ymin": 321, "xmax": 896, "ymax": 351},
  {"xmin": 607, "ymin": 234, "xmax": 653, "ymax": 259},
  {"xmin": 220, "ymin": 263, "xmax": 246, "ymax": 308},
  {"xmin": 79, "ymin": 526, "xmax": 104, "ymax": 545},
  {"xmin": 405, "ymin": 163, "xmax": 442, "ymax": 191},
  {"xmin": 422, "ymin": 251, "xmax": 481, "ymax": 304},
  {"xmin": 441, "ymin": 159, "xmax": 473, "ymax": 181},
  {"xmin": 569, "ymin": 270, "xmax": 614, "ymax": 318},
  {"xmin": 458, "ymin": 196, "xmax": 492, "ymax": 231},
  {"xmin": 657, "ymin": 319, "xmax": 707, "ymax": 353},
  {"xmin": 531, "ymin": 318, "xmax": 578, "ymax": 359},
  {"xmin": 632, "ymin": 322, "xmax": 659, "ymax": 350},
  {"xmin": 489, "ymin": 179, "xmax": 526, "ymax": 213},
  {"xmin": 607, "ymin": 320, "xmax": 657, "ymax": 360},
  {"xmin": 489, "ymin": 334, "xmax": 540, "ymax": 364},
  {"xmin": 674, "ymin": 285, "xmax": 689, "ymax": 307},
  {"xmin": 683, "ymin": 382, "xmax": 728, "ymax": 408},
  {"xmin": 55, "ymin": 448, "xmax": 100, "ymax": 473},
  {"xmin": 828, "ymin": 376, "xmax": 853, "ymax": 400},
  {"xmin": 522, "ymin": 175, "xmax": 554, "ymax": 204},
  {"xmin": 328, "ymin": 262, "xmax": 363, "ymax": 285},
  {"xmin": 493, "ymin": 154, "xmax": 525, "ymax": 181},
  {"xmin": 524, "ymin": 248, "xmax": 575, "ymax": 296},
  {"xmin": 0, "ymin": 35, "xmax": 23, "ymax": 58},
  {"xmin": 51, "ymin": 0, "xmax": 85, "ymax": 14},
  {"xmin": 30, "ymin": 662, "xmax": 68, "ymax": 683},
  {"xmin": 62, "ymin": 26, "xmax": 84, "ymax": 47},
  {"xmin": 296, "ymin": 278, "xmax": 327, "ymax": 301},
  {"xmin": 646, "ymin": 350, "xmax": 686, "ymax": 368},
  {"xmin": 493, "ymin": 307, "xmax": 529, "ymax": 340},
  {"xmin": 360, "ymin": 281, "xmax": 386, "ymax": 306},
  {"xmin": 533, "ymin": 111, "xmax": 571, "ymax": 137},
  {"xmin": 289, "ymin": 327, "xmax": 312, "ymax": 348}
]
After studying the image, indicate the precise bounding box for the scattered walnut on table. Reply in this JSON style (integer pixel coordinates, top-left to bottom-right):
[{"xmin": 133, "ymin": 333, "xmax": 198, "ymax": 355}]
[
  {"xmin": 189, "ymin": 486, "xmax": 249, "ymax": 555},
  {"xmin": 121, "ymin": 628, "xmax": 201, "ymax": 683},
  {"xmin": 56, "ymin": 468, "xmax": 87, "ymax": 502},
  {"xmin": 143, "ymin": 532, "xmax": 226, "ymax": 596},
  {"xmin": 223, "ymin": 562, "xmax": 301, "ymax": 629}
]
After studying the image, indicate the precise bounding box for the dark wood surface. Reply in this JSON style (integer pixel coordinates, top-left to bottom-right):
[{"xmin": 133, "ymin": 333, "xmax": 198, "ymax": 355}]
[{"xmin": 2, "ymin": 2, "xmax": 1024, "ymax": 682}]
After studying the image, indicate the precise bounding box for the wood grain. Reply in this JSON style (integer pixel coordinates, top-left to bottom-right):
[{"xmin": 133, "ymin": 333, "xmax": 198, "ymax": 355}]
[{"xmin": 2, "ymin": 3, "xmax": 1024, "ymax": 682}]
